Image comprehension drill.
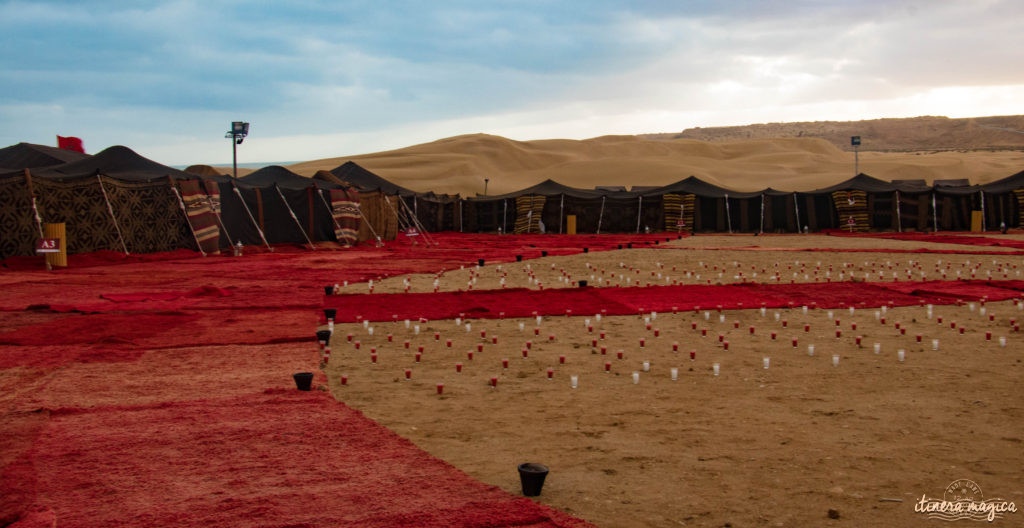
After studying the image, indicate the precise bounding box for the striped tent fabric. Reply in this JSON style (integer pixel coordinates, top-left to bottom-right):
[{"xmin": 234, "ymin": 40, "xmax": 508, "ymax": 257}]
[
  {"xmin": 831, "ymin": 190, "xmax": 870, "ymax": 232},
  {"xmin": 663, "ymin": 193, "xmax": 695, "ymax": 233},
  {"xmin": 329, "ymin": 188, "xmax": 360, "ymax": 245},
  {"xmin": 1014, "ymin": 189, "xmax": 1024, "ymax": 226},
  {"xmin": 177, "ymin": 179, "xmax": 221, "ymax": 254},
  {"xmin": 203, "ymin": 180, "xmax": 224, "ymax": 216},
  {"xmin": 513, "ymin": 195, "xmax": 545, "ymax": 234}
]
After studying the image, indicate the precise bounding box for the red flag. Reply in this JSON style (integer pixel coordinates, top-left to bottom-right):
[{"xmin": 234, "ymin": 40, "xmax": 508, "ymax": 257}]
[{"xmin": 57, "ymin": 136, "xmax": 85, "ymax": 153}]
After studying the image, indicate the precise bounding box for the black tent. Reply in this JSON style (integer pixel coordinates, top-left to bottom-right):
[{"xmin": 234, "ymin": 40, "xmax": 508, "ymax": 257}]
[
  {"xmin": 30, "ymin": 145, "xmax": 205, "ymax": 182},
  {"xmin": 232, "ymin": 166, "xmax": 345, "ymax": 246},
  {"xmin": 0, "ymin": 142, "xmax": 90, "ymax": 171},
  {"xmin": 329, "ymin": 161, "xmax": 460, "ymax": 233},
  {"xmin": 466, "ymin": 179, "xmax": 642, "ymax": 234},
  {"xmin": 641, "ymin": 176, "xmax": 763, "ymax": 233},
  {"xmin": 330, "ymin": 160, "xmax": 415, "ymax": 196},
  {"xmin": 977, "ymin": 169, "xmax": 1024, "ymax": 229},
  {"xmin": 0, "ymin": 146, "xmax": 199, "ymax": 256}
]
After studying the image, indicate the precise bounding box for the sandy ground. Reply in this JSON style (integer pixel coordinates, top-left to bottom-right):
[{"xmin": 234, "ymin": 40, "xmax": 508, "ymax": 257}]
[{"xmin": 324, "ymin": 239, "xmax": 1023, "ymax": 527}]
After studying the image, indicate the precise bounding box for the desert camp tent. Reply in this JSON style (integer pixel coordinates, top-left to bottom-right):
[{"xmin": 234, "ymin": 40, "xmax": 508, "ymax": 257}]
[
  {"xmin": 0, "ymin": 145, "xmax": 370, "ymax": 259},
  {"xmin": 467, "ymin": 177, "xmax": 783, "ymax": 234},
  {"xmin": 231, "ymin": 165, "xmax": 360, "ymax": 247},
  {"xmin": 641, "ymin": 176, "xmax": 764, "ymax": 234},
  {"xmin": 0, "ymin": 146, "xmax": 199, "ymax": 258},
  {"xmin": 465, "ymin": 179, "xmax": 643, "ymax": 234},
  {"xmin": 974, "ymin": 169, "xmax": 1024, "ymax": 230},
  {"xmin": 790, "ymin": 173, "xmax": 934, "ymax": 232},
  {"xmin": 0, "ymin": 142, "xmax": 91, "ymax": 171},
  {"xmin": 329, "ymin": 161, "xmax": 460, "ymax": 234},
  {"xmin": 314, "ymin": 169, "xmax": 398, "ymax": 243}
]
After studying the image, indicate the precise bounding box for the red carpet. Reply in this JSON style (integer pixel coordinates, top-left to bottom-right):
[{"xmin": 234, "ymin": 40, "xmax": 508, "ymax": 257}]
[
  {"xmin": 323, "ymin": 280, "xmax": 1024, "ymax": 323},
  {"xmin": 1, "ymin": 234, "xmax": 625, "ymax": 527},
  {"xmin": 18, "ymin": 391, "xmax": 590, "ymax": 528},
  {"xmin": 826, "ymin": 230, "xmax": 1024, "ymax": 250}
]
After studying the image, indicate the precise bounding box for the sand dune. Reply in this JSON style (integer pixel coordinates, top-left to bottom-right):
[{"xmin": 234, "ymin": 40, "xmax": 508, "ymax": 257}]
[{"xmin": 286, "ymin": 132, "xmax": 1024, "ymax": 196}]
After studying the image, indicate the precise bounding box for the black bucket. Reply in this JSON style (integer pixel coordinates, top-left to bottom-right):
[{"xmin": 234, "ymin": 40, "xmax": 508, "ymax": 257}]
[
  {"xmin": 323, "ymin": 308, "xmax": 337, "ymax": 320},
  {"xmin": 324, "ymin": 286, "xmax": 333, "ymax": 295},
  {"xmin": 541, "ymin": 251, "xmax": 548, "ymax": 257},
  {"xmin": 293, "ymin": 372, "xmax": 314, "ymax": 391},
  {"xmin": 617, "ymin": 244, "xmax": 622, "ymax": 249},
  {"xmin": 518, "ymin": 463, "xmax": 549, "ymax": 496},
  {"xmin": 582, "ymin": 247, "xmax": 588, "ymax": 253},
  {"xmin": 578, "ymin": 280, "xmax": 588, "ymax": 288},
  {"xmin": 516, "ymin": 255, "xmax": 523, "ymax": 262},
  {"xmin": 627, "ymin": 243, "xmax": 632, "ymax": 248},
  {"xmin": 316, "ymin": 330, "xmax": 332, "ymax": 343},
  {"xmin": 478, "ymin": 258, "xmax": 485, "ymax": 267}
]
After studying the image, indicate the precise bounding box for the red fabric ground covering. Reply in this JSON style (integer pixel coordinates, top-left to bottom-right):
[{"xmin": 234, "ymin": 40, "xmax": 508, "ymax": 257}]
[
  {"xmin": 0, "ymin": 233, "xmax": 665, "ymax": 312},
  {"xmin": 324, "ymin": 280, "xmax": 1024, "ymax": 322},
  {"xmin": 24, "ymin": 391, "xmax": 589, "ymax": 528},
  {"xmin": 1, "ymin": 234, "xmax": 606, "ymax": 527},
  {"xmin": 826, "ymin": 231, "xmax": 1024, "ymax": 250}
]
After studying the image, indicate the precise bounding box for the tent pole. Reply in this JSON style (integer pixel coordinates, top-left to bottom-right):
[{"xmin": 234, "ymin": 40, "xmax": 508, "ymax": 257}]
[
  {"xmin": 275, "ymin": 184, "xmax": 316, "ymax": 250},
  {"xmin": 932, "ymin": 193, "xmax": 938, "ymax": 232},
  {"xmin": 559, "ymin": 193, "xmax": 564, "ymax": 234},
  {"xmin": 232, "ymin": 184, "xmax": 273, "ymax": 251},
  {"xmin": 386, "ymin": 195, "xmax": 411, "ymax": 232},
  {"xmin": 399, "ymin": 195, "xmax": 436, "ymax": 246},
  {"xmin": 979, "ymin": 190, "xmax": 986, "ymax": 231},
  {"xmin": 170, "ymin": 185, "xmax": 206, "ymax": 256},
  {"xmin": 529, "ymin": 194, "xmax": 536, "ymax": 233},
  {"xmin": 635, "ymin": 195, "xmax": 643, "ymax": 233},
  {"xmin": 724, "ymin": 193, "xmax": 732, "ymax": 234},
  {"xmin": 96, "ymin": 175, "xmax": 129, "ymax": 255},
  {"xmin": 349, "ymin": 192, "xmax": 383, "ymax": 245},
  {"xmin": 894, "ymin": 190, "xmax": 902, "ymax": 232},
  {"xmin": 502, "ymin": 199, "xmax": 507, "ymax": 234},
  {"xmin": 679, "ymin": 199, "xmax": 685, "ymax": 234},
  {"xmin": 23, "ymin": 169, "xmax": 50, "ymax": 270},
  {"xmin": 204, "ymin": 192, "xmax": 234, "ymax": 247},
  {"xmin": 793, "ymin": 193, "xmax": 801, "ymax": 233},
  {"xmin": 315, "ymin": 188, "xmax": 347, "ymax": 243},
  {"xmin": 760, "ymin": 194, "xmax": 765, "ymax": 234},
  {"xmin": 597, "ymin": 196, "xmax": 606, "ymax": 234}
]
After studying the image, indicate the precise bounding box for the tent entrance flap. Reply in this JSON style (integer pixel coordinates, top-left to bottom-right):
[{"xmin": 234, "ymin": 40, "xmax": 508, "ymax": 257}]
[
  {"xmin": 514, "ymin": 195, "xmax": 546, "ymax": 234},
  {"xmin": 832, "ymin": 190, "xmax": 870, "ymax": 232},
  {"xmin": 663, "ymin": 193, "xmax": 694, "ymax": 233}
]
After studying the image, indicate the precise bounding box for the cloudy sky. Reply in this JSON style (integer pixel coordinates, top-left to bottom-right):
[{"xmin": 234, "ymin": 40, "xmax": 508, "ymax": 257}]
[{"xmin": 2, "ymin": 0, "xmax": 1023, "ymax": 165}]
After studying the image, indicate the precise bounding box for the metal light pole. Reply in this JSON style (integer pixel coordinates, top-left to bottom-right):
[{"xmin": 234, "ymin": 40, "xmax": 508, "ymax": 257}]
[
  {"xmin": 484, "ymin": 178, "xmax": 489, "ymax": 195},
  {"xmin": 851, "ymin": 135, "xmax": 860, "ymax": 176},
  {"xmin": 225, "ymin": 121, "xmax": 250, "ymax": 178}
]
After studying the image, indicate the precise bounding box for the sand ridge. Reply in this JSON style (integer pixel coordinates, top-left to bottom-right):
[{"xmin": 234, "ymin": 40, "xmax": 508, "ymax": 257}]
[{"xmin": 284, "ymin": 133, "xmax": 1024, "ymax": 196}]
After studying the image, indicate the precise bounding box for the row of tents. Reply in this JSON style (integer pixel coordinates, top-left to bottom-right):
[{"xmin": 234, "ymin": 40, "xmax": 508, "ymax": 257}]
[
  {"xmin": 1, "ymin": 141, "xmax": 1023, "ymax": 258},
  {"xmin": 465, "ymin": 172, "xmax": 1024, "ymax": 236}
]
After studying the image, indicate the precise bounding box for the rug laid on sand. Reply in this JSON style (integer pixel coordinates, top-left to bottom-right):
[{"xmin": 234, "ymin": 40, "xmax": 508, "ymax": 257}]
[{"xmin": 323, "ymin": 280, "xmax": 1024, "ymax": 323}]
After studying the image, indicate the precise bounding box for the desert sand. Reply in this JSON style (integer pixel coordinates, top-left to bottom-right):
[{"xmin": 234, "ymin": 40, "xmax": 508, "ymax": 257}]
[
  {"xmin": 324, "ymin": 236, "xmax": 1024, "ymax": 527},
  {"xmin": 286, "ymin": 133, "xmax": 1024, "ymax": 197}
]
